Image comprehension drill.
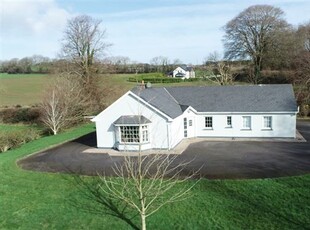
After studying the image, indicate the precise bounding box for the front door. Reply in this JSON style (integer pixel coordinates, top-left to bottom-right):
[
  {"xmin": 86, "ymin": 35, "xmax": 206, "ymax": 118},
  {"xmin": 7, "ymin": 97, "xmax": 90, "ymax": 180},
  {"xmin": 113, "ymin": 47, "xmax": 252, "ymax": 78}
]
[
  {"xmin": 184, "ymin": 117, "xmax": 195, "ymax": 138},
  {"xmin": 187, "ymin": 117, "xmax": 195, "ymax": 137}
]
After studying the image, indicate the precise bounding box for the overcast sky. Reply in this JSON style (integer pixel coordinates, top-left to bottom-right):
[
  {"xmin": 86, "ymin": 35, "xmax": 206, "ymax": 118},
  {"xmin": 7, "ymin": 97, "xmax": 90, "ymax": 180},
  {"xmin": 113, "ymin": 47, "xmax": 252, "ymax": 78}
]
[{"xmin": 1, "ymin": 0, "xmax": 310, "ymax": 64}]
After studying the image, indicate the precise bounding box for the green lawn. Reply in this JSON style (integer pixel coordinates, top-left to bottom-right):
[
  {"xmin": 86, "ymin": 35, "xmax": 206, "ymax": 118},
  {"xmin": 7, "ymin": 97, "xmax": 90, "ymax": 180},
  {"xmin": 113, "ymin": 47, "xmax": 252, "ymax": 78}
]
[{"xmin": 0, "ymin": 123, "xmax": 309, "ymax": 229}]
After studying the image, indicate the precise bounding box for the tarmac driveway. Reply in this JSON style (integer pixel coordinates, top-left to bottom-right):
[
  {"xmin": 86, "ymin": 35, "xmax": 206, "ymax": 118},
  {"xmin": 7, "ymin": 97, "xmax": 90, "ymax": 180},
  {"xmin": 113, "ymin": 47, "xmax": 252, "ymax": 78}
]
[{"xmin": 18, "ymin": 120, "xmax": 310, "ymax": 179}]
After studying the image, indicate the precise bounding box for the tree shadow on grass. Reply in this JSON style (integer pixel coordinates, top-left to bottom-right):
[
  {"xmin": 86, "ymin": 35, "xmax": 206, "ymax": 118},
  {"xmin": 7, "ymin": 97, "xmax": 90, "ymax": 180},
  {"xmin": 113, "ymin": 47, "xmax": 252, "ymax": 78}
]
[
  {"xmin": 200, "ymin": 181, "xmax": 309, "ymax": 229},
  {"xmin": 64, "ymin": 170, "xmax": 139, "ymax": 230}
]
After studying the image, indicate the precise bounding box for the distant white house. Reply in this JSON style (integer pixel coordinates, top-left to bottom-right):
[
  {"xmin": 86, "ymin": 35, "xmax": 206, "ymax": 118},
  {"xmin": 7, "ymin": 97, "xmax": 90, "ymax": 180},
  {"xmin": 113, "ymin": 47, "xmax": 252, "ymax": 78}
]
[
  {"xmin": 172, "ymin": 66, "xmax": 195, "ymax": 79},
  {"xmin": 92, "ymin": 84, "xmax": 298, "ymax": 151}
]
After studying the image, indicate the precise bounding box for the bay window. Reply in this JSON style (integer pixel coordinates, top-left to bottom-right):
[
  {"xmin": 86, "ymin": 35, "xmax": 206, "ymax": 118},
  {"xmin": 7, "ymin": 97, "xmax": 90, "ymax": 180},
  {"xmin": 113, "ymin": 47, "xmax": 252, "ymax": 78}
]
[{"xmin": 114, "ymin": 115, "xmax": 151, "ymax": 144}]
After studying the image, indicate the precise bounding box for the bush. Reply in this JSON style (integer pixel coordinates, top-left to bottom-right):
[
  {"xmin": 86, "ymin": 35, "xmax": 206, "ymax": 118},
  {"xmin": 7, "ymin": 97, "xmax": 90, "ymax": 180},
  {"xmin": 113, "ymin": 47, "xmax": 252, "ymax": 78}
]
[
  {"xmin": 0, "ymin": 128, "xmax": 41, "ymax": 153},
  {"xmin": 300, "ymin": 104, "xmax": 310, "ymax": 117},
  {"xmin": 0, "ymin": 107, "xmax": 41, "ymax": 124}
]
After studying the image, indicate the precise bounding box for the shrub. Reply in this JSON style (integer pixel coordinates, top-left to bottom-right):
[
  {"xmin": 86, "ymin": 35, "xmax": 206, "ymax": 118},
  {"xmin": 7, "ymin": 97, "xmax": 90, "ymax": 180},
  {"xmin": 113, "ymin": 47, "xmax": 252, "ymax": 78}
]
[
  {"xmin": 0, "ymin": 107, "xmax": 41, "ymax": 124},
  {"xmin": 0, "ymin": 128, "xmax": 41, "ymax": 153},
  {"xmin": 0, "ymin": 131, "xmax": 23, "ymax": 152},
  {"xmin": 300, "ymin": 104, "xmax": 310, "ymax": 117}
]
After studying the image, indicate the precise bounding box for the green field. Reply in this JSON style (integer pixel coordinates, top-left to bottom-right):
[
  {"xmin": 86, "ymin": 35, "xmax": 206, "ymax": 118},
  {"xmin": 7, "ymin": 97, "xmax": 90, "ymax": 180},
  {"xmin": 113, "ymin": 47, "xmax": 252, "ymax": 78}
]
[
  {"xmin": 0, "ymin": 123, "xmax": 309, "ymax": 229},
  {"xmin": 0, "ymin": 73, "xmax": 219, "ymax": 107},
  {"xmin": 0, "ymin": 73, "xmax": 50, "ymax": 107}
]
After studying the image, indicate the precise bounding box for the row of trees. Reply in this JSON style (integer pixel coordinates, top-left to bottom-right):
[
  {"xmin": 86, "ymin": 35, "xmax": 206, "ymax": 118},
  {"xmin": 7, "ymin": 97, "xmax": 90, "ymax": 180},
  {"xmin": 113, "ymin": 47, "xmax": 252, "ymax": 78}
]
[
  {"xmin": 0, "ymin": 55, "xmax": 185, "ymax": 75},
  {"xmin": 101, "ymin": 56, "xmax": 183, "ymax": 74},
  {"xmin": 0, "ymin": 55, "xmax": 50, "ymax": 74}
]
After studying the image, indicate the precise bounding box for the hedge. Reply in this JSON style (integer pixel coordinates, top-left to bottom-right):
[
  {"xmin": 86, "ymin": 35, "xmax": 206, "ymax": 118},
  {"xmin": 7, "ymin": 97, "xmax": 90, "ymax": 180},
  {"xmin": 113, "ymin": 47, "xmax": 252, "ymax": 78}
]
[
  {"xmin": 128, "ymin": 77, "xmax": 201, "ymax": 84},
  {"xmin": 0, "ymin": 107, "xmax": 41, "ymax": 124}
]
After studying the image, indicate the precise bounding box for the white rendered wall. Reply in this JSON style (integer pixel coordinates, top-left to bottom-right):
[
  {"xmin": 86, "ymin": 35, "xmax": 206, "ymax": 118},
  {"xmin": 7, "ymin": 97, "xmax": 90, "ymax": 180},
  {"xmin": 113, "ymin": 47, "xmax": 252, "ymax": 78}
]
[
  {"xmin": 94, "ymin": 93, "xmax": 169, "ymax": 149},
  {"xmin": 169, "ymin": 109, "xmax": 197, "ymax": 148},
  {"xmin": 193, "ymin": 113, "xmax": 296, "ymax": 138},
  {"xmin": 172, "ymin": 67, "xmax": 189, "ymax": 79},
  {"xmin": 169, "ymin": 114, "xmax": 185, "ymax": 149}
]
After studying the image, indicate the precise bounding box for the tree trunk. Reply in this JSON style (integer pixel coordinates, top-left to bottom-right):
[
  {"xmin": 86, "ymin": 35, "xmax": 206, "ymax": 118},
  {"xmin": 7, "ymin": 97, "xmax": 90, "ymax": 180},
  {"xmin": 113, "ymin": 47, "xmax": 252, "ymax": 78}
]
[
  {"xmin": 253, "ymin": 56, "xmax": 262, "ymax": 84},
  {"xmin": 141, "ymin": 213, "xmax": 146, "ymax": 230}
]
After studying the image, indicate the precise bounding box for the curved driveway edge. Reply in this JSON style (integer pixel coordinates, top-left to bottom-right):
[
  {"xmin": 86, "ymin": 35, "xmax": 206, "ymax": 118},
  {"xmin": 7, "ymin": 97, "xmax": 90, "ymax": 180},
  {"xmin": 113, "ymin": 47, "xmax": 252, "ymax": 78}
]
[{"xmin": 18, "ymin": 121, "xmax": 310, "ymax": 179}]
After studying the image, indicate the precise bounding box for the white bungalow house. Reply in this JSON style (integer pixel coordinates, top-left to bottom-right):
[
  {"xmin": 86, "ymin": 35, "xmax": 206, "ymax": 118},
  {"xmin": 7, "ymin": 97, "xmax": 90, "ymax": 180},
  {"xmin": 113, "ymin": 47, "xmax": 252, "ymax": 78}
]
[
  {"xmin": 172, "ymin": 66, "xmax": 195, "ymax": 79},
  {"xmin": 91, "ymin": 84, "xmax": 298, "ymax": 151}
]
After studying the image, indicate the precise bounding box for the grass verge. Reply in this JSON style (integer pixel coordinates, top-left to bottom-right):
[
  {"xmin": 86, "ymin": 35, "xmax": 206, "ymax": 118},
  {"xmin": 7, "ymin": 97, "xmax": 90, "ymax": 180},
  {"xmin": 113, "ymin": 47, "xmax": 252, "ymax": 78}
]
[{"xmin": 0, "ymin": 123, "xmax": 309, "ymax": 229}]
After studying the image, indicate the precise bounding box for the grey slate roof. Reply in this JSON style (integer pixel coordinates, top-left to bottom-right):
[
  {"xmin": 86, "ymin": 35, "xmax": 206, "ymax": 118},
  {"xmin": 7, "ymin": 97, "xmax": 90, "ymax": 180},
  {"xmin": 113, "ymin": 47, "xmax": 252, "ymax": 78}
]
[
  {"xmin": 180, "ymin": 65, "xmax": 193, "ymax": 72},
  {"xmin": 131, "ymin": 87, "xmax": 183, "ymax": 118},
  {"xmin": 114, "ymin": 115, "xmax": 151, "ymax": 125},
  {"xmin": 131, "ymin": 85, "xmax": 298, "ymax": 119}
]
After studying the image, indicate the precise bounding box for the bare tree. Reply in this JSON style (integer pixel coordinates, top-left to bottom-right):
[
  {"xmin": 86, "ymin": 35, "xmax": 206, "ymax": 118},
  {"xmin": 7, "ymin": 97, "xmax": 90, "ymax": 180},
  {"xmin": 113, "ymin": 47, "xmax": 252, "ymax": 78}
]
[
  {"xmin": 288, "ymin": 22, "xmax": 310, "ymax": 116},
  {"xmin": 296, "ymin": 21, "xmax": 310, "ymax": 52},
  {"xmin": 150, "ymin": 56, "xmax": 170, "ymax": 73},
  {"xmin": 223, "ymin": 5, "xmax": 290, "ymax": 84},
  {"xmin": 31, "ymin": 55, "xmax": 50, "ymax": 65},
  {"xmin": 204, "ymin": 52, "xmax": 235, "ymax": 85},
  {"xmin": 262, "ymin": 27, "xmax": 298, "ymax": 70},
  {"xmin": 18, "ymin": 57, "xmax": 33, "ymax": 73},
  {"xmin": 40, "ymin": 74, "xmax": 89, "ymax": 135},
  {"xmin": 97, "ymin": 151, "xmax": 198, "ymax": 230},
  {"xmin": 293, "ymin": 51, "xmax": 310, "ymax": 116},
  {"xmin": 108, "ymin": 56, "xmax": 131, "ymax": 73},
  {"xmin": 61, "ymin": 15, "xmax": 111, "ymax": 85}
]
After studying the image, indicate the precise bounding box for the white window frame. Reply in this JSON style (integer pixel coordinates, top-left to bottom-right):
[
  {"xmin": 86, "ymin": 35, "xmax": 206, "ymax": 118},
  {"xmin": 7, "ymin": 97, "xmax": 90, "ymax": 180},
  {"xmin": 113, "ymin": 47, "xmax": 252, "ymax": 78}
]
[
  {"xmin": 118, "ymin": 125, "xmax": 150, "ymax": 144},
  {"xmin": 141, "ymin": 125, "xmax": 149, "ymax": 142},
  {"xmin": 242, "ymin": 116, "xmax": 251, "ymax": 130},
  {"xmin": 226, "ymin": 116, "xmax": 232, "ymax": 128},
  {"xmin": 263, "ymin": 116, "xmax": 272, "ymax": 130},
  {"xmin": 183, "ymin": 118, "xmax": 188, "ymax": 137},
  {"xmin": 205, "ymin": 116, "xmax": 213, "ymax": 129}
]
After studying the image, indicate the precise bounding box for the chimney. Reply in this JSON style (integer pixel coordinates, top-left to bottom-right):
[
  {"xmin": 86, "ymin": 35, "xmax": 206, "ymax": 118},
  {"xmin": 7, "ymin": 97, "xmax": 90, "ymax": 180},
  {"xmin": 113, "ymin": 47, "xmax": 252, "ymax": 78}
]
[{"xmin": 141, "ymin": 80, "xmax": 145, "ymax": 89}]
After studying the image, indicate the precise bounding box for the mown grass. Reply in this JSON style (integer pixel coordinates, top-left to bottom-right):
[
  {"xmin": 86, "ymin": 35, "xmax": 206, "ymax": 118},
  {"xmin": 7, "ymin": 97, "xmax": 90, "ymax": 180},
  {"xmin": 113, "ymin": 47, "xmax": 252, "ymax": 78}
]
[{"xmin": 0, "ymin": 123, "xmax": 309, "ymax": 229}]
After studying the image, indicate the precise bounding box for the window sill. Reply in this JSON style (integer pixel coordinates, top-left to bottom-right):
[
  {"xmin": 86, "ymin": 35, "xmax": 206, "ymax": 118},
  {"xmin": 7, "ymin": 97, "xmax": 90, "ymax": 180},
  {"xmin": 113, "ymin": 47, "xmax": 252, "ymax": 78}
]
[
  {"xmin": 240, "ymin": 128, "xmax": 251, "ymax": 131},
  {"xmin": 261, "ymin": 128, "xmax": 272, "ymax": 131},
  {"xmin": 203, "ymin": 128, "xmax": 213, "ymax": 130},
  {"xmin": 225, "ymin": 126, "xmax": 232, "ymax": 129}
]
